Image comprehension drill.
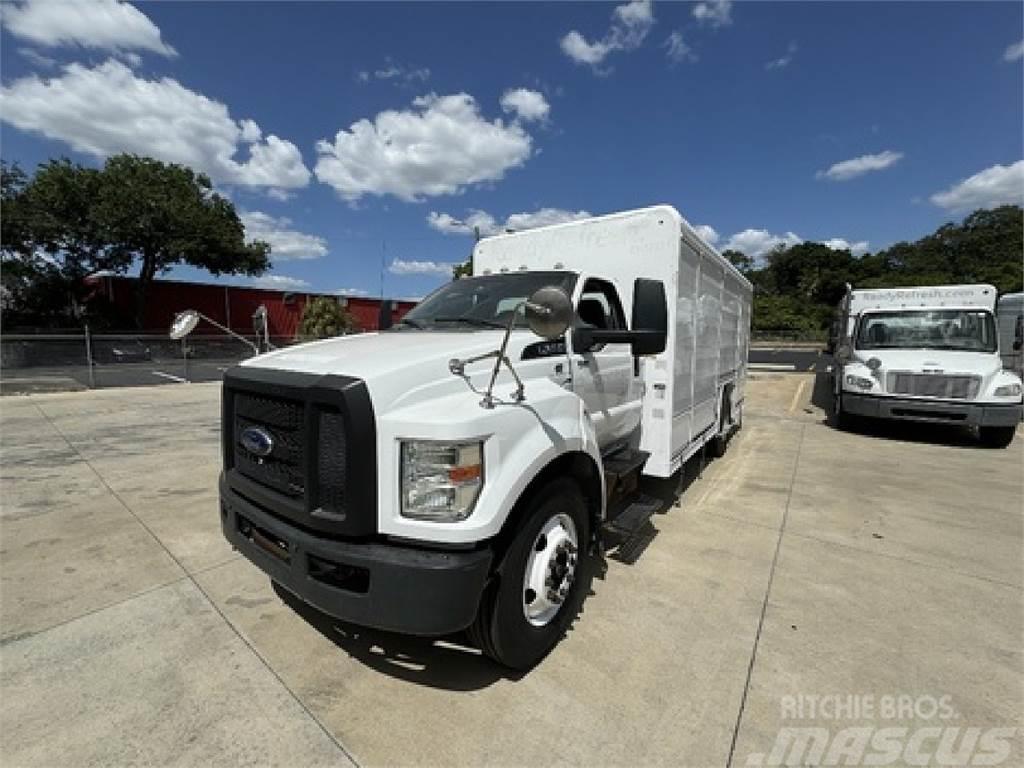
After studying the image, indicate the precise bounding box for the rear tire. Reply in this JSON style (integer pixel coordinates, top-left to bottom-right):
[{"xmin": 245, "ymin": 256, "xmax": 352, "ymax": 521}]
[
  {"xmin": 709, "ymin": 390, "xmax": 732, "ymax": 458},
  {"xmin": 979, "ymin": 425, "xmax": 1016, "ymax": 449},
  {"xmin": 468, "ymin": 478, "xmax": 590, "ymax": 670}
]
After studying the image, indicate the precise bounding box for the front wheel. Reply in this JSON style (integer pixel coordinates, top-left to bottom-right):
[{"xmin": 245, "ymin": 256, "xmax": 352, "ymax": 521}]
[
  {"xmin": 979, "ymin": 425, "xmax": 1016, "ymax": 449},
  {"xmin": 468, "ymin": 478, "xmax": 590, "ymax": 670}
]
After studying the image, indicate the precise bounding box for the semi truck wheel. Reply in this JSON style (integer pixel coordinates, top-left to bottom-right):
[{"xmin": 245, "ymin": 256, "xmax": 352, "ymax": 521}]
[
  {"xmin": 979, "ymin": 426, "xmax": 1016, "ymax": 449},
  {"xmin": 469, "ymin": 478, "xmax": 589, "ymax": 670}
]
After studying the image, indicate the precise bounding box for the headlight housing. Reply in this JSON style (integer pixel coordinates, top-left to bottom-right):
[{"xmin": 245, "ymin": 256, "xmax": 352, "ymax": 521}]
[
  {"xmin": 993, "ymin": 382, "xmax": 1023, "ymax": 397},
  {"xmin": 845, "ymin": 374, "xmax": 875, "ymax": 391},
  {"xmin": 401, "ymin": 440, "xmax": 483, "ymax": 522}
]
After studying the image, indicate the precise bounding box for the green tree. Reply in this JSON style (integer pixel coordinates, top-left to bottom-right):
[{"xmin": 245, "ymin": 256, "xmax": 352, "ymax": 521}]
[
  {"xmin": 1, "ymin": 154, "xmax": 271, "ymax": 328},
  {"xmin": 94, "ymin": 155, "xmax": 270, "ymax": 327},
  {"xmin": 297, "ymin": 297, "xmax": 358, "ymax": 340}
]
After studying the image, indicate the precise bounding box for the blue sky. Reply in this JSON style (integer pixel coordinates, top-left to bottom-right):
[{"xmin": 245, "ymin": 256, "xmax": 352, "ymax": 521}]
[{"xmin": 2, "ymin": 0, "xmax": 1022, "ymax": 300}]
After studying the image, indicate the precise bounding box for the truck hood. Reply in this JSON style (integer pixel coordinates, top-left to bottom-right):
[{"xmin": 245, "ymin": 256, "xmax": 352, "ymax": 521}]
[
  {"xmin": 854, "ymin": 348, "xmax": 1002, "ymax": 377},
  {"xmin": 243, "ymin": 330, "xmax": 507, "ymax": 380}
]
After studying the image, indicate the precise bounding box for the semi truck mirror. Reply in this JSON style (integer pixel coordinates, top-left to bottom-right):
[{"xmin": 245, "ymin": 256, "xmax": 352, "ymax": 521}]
[
  {"xmin": 630, "ymin": 278, "xmax": 668, "ymax": 356},
  {"xmin": 525, "ymin": 286, "xmax": 573, "ymax": 340}
]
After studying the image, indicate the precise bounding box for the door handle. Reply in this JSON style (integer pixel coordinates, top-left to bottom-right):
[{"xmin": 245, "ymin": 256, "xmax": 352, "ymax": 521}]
[{"xmin": 575, "ymin": 358, "xmax": 590, "ymax": 367}]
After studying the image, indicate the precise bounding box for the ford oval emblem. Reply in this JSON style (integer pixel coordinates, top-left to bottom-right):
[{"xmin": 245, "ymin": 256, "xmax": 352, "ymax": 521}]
[{"xmin": 240, "ymin": 426, "xmax": 274, "ymax": 457}]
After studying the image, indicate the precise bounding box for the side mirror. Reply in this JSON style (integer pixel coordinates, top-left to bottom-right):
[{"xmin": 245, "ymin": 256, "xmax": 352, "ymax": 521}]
[
  {"xmin": 525, "ymin": 286, "xmax": 573, "ymax": 340},
  {"xmin": 1013, "ymin": 339, "xmax": 1022, "ymax": 351},
  {"xmin": 630, "ymin": 278, "xmax": 667, "ymax": 356},
  {"xmin": 170, "ymin": 310, "xmax": 200, "ymax": 340},
  {"xmin": 836, "ymin": 343, "xmax": 852, "ymax": 362}
]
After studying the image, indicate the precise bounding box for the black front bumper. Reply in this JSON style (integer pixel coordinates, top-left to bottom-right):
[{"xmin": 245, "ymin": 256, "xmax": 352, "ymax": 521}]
[
  {"xmin": 842, "ymin": 393, "xmax": 1023, "ymax": 426},
  {"xmin": 220, "ymin": 475, "xmax": 492, "ymax": 636}
]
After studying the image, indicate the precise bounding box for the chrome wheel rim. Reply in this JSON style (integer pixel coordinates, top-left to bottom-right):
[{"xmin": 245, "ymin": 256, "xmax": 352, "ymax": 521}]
[{"xmin": 522, "ymin": 513, "xmax": 579, "ymax": 627}]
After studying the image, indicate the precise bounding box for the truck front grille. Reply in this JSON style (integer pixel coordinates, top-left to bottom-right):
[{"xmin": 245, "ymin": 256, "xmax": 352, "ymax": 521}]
[
  {"xmin": 887, "ymin": 372, "xmax": 980, "ymax": 400},
  {"xmin": 234, "ymin": 392, "xmax": 305, "ymax": 498}
]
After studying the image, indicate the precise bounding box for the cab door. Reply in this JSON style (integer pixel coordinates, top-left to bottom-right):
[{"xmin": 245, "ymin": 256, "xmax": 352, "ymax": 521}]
[{"xmin": 570, "ymin": 277, "xmax": 641, "ymax": 448}]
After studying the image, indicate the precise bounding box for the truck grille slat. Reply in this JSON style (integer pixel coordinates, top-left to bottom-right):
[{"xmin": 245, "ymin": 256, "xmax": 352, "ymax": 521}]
[{"xmin": 886, "ymin": 372, "xmax": 980, "ymax": 400}]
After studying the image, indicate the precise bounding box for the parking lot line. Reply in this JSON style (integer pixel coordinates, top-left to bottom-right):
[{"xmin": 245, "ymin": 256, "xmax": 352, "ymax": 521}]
[{"xmin": 151, "ymin": 370, "xmax": 187, "ymax": 383}]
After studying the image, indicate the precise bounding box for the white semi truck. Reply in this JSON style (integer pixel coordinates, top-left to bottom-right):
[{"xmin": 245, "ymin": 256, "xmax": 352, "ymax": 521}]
[
  {"xmin": 833, "ymin": 284, "xmax": 1023, "ymax": 447},
  {"xmin": 219, "ymin": 206, "xmax": 752, "ymax": 668}
]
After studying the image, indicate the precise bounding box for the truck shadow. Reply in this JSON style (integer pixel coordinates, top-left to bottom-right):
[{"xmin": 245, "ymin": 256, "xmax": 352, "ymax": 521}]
[
  {"xmin": 271, "ymin": 557, "xmax": 606, "ymax": 691},
  {"xmin": 811, "ymin": 369, "xmax": 983, "ymax": 449}
]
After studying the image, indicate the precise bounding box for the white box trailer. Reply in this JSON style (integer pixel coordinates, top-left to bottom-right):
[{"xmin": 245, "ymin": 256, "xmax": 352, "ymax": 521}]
[
  {"xmin": 833, "ymin": 284, "xmax": 1022, "ymax": 447},
  {"xmin": 997, "ymin": 292, "xmax": 1023, "ymax": 378},
  {"xmin": 218, "ymin": 205, "xmax": 751, "ymax": 669},
  {"xmin": 475, "ymin": 205, "xmax": 753, "ymax": 478}
]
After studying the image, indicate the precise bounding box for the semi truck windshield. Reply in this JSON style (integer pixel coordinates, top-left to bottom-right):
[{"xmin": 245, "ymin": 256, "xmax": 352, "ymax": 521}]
[
  {"xmin": 856, "ymin": 309, "xmax": 997, "ymax": 352},
  {"xmin": 398, "ymin": 271, "xmax": 577, "ymax": 330}
]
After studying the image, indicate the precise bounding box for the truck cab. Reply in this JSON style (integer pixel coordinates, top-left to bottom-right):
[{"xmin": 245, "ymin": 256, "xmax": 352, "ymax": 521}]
[
  {"xmin": 833, "ymin": 284, "xmax": 1023, "ymax": 447},
  {"xmin": 218, "ymin": 206, "xmax": 751, "ymax": 669}
]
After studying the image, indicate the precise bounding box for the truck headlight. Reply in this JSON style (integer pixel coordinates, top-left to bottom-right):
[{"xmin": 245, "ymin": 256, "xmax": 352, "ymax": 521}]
[
  {"xmin": 401, "ymin": 440, "xmax": 483, "ymax": 522},
  {"xmin": 845, "ymin": 374, "xmax": 874, "ymax": 391},
  {"xmin": 994, "ymin": 383, "xmax": 1022, "ymax": 397}
]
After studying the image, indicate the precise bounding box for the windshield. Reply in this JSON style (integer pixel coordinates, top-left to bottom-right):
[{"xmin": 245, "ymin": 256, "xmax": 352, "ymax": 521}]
[
  {"xmin": 855, "ymin": 309, "xmax": 997, "ymax": 352},
  {"xmin": 397, "ymin": 271, "xmax": 577, "ymax": 330}
]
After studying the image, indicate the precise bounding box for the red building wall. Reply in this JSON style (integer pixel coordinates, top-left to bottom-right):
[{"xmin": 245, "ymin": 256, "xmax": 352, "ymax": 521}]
[{"xmin": 84, "ymin": 276, "xmax": 416, "ymax": 337}]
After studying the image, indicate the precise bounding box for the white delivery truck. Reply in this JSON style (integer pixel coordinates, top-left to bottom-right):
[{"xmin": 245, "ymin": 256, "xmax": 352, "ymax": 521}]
[
  {"xmin": 218, "ymin": 205, "xmax": 752, "ymax": 668},
  {"xmin": 833, "ymin": 284, "xmax": 1023, "ymax": 447},
  {"xmin": 996, "ymin": 292, "xmax": 1023, "ymax": 379}
]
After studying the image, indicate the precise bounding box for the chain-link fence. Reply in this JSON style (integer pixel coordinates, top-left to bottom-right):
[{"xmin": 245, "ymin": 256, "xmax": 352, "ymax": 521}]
[{"xmin": 1, "ymin": 330, "xmax": 297, "ymax": 394}]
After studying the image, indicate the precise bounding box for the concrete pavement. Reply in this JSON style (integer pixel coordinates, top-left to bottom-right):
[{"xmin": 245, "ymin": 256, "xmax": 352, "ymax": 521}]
[{"xmin": 1, "ymin": 374, "xmax": 1021, "ymax": 766}]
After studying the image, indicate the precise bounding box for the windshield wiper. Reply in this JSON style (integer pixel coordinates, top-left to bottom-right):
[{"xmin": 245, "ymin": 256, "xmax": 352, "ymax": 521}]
[{"xmin": 432, "ymin": 316, "xmax": 508, "ymax": 329}]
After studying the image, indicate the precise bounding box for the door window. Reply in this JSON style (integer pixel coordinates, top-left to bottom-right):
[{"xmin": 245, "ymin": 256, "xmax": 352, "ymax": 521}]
[{"xmin": 577, "ymin": 278, "xmax": 626, "ymax": 331}]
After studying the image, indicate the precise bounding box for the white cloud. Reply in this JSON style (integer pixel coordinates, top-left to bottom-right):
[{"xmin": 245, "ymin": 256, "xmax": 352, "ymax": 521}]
[
  {"xmin": 693, "ymin": 224, "xmax": 720, "ymax": 245},
  {"xmin": 0, "ymin": 60, "xmax": 311, "ymax": 190},
  {"xmin": 664, "ymin": 32, "xmax": 697, "ymax": 64},
  {"xmin": 356, "ymin": 59, "xmax": 431, "ymax": 85},
  {"xmin": 692, "ymin": 0, "xmax": 732, "ymax": 28},
  {"xmin": 723, "ymin": 229, "xmax": 802, "ymax": 259},
  {"xmin": 17, "ymin": 47, "xmax": 56, "ymax": 68},
  {"xmin": 929, "ymin": 160, "xmax": 1024, "ymax": 213},
  {"xmin": 335, "ymin": 287, "xmax": 370, "ymax": 297},
  {"xmin": 314, "ymin": 93, "xmax": 533, "ymax": 202},
  {"xmin": 817, "ymin": 150, "xmax": 903, "ymax": 181},
  {"xmin": 560, "ymin": 0, "xmax": 655, "ymax": 69},
  {"xmin": 765, "ymin": 41, "xmax": 797, "ymax": 70},
  {"xmin": 248, "ymin": 275, "xmax": 311, "ymax": 290},
  {"xmin": 1, "ymin": 0, "xmax": 176, "ymax": 57},
  {"xmin": 241, "ymin": 212, "xmax": 328, "ymax": 261},
  {"xmin": 500, "ymin": 88, "xmax": 550, "ymax": 123},
  {"xmin": 719, "ymin": 228, "xmax": 869, "ymax": 259},
  {"xmin": 427, "ymin": 208, "xmax": 592, "ymax": 236},
  {"xmin": 822, "ymin": 238, "xmax": 870, "ymax": 256},
  {"xmin": 1004, "ymin": 39, "xmax": 1024, "ymax": 62},
  {"xmin": 388, "ymin": 259, "xmax": 458, "ymax": 276}
]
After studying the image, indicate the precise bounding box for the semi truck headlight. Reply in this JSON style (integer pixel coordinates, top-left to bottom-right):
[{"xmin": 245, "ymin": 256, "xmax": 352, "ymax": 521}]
[
  {"xmin": 994, "ymin": 383, "xmax": 1022, "ymax": 397},
  {"xmin": 845, "ymin": 374, "xmax": 874, "ymax": 391},
  {"xmin": 401, "ymin": 441, "xmax": 483, "ymax": 522}
]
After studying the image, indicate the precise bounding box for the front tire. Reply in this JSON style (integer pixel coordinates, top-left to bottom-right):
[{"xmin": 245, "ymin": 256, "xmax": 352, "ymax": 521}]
[
  {"xmin": 469, "ymin": 478, "xmax": 590, "ymax": 670},
  {"xmin": 979, "ymin": 425, "xmax": 1016, "ymax": 449}
]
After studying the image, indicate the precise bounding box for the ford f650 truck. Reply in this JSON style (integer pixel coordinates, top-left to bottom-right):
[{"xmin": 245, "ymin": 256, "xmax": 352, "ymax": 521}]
[
  {"xmin": 833, "ymin": 284, "xmax": 1023, "ymax": 447},
  {"xmin": 219, "ymin": 205, "xmax": 752, "ymax": 668}
]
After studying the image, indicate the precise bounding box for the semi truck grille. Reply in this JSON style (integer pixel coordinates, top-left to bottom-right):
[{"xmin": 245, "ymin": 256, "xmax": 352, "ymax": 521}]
[
  {"xmin": 887, "ymin": 372, "xmax": 980, "ymax": 400},
  {"xmin": 234, "ymin": 393, "xmax": 305, "ymax": 497}
]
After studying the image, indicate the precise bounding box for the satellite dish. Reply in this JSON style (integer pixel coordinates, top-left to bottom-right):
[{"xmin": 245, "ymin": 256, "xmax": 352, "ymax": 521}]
[{"xmin": 170, "ymin": 310, "xmax": 200, "ymax": 340}]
